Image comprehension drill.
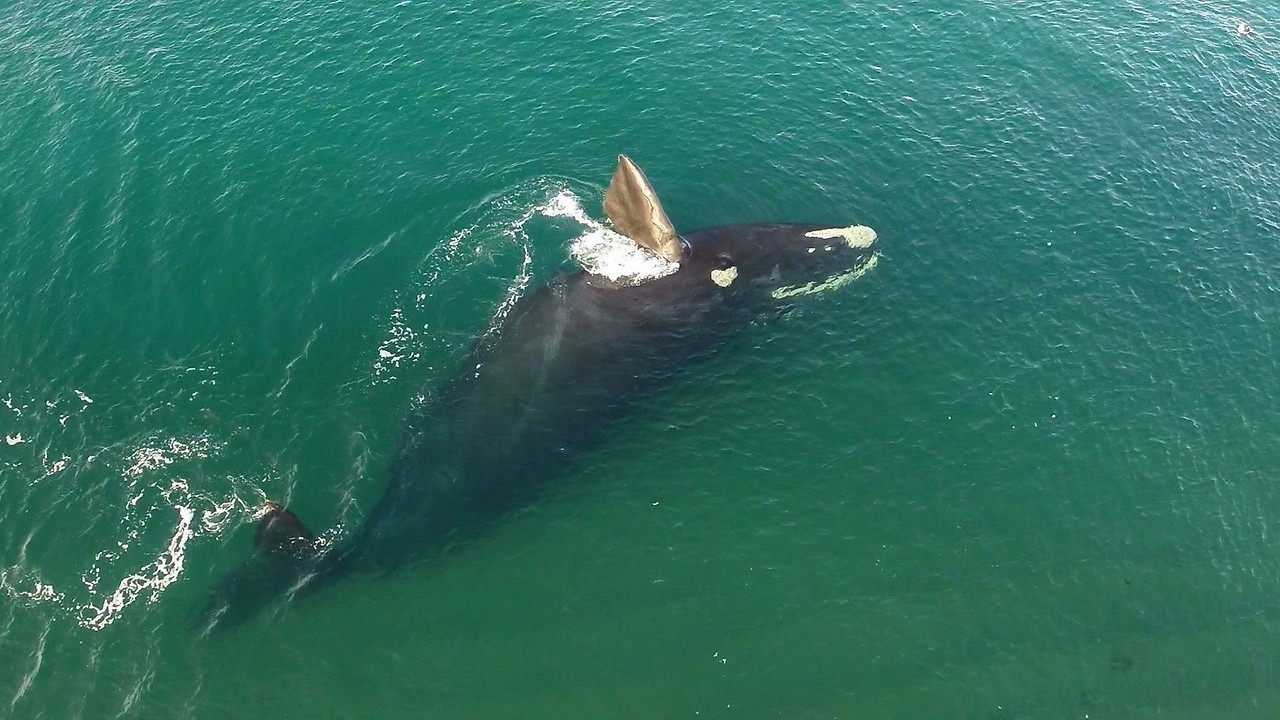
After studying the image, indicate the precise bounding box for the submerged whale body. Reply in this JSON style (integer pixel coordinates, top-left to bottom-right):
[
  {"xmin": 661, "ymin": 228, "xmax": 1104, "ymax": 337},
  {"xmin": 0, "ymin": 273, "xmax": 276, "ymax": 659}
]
[{"xmin": 201, "ymin": 156, "xmax": 879, "ymax": 631}]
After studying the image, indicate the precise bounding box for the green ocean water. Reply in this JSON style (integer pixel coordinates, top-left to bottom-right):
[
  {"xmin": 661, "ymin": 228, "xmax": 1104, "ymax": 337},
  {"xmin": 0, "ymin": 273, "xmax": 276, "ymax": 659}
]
[{"xmin": 3, "ymin": 0, "xmax": 1280, "ymax": 716}]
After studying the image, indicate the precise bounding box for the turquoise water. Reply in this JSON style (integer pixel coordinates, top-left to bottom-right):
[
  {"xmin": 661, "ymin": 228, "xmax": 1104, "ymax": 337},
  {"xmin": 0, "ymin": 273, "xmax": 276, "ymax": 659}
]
[{"xmin": 3, "ymin": 0, "xmax": 1280, "ymax": 716}]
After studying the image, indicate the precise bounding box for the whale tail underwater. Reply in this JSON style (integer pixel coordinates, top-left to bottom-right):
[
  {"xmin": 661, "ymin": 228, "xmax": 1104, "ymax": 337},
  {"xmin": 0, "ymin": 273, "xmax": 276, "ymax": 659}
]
[{"xmin": 198, "ymin": 155, "xmax": 880, "ymax": 633}]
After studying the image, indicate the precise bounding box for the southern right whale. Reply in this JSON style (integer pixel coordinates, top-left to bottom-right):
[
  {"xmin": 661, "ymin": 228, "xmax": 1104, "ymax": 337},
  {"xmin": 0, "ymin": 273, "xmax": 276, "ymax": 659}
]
[{"xmin": 201, "ymin": 155, "xmax": 879, "ymax": 631}]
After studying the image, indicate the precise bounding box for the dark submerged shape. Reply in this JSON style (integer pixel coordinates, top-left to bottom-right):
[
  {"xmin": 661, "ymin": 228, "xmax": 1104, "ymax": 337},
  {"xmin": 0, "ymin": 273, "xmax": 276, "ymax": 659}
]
[{"xmin": 199, "ymin": 156, "xmax": 879, "ymax": 632}]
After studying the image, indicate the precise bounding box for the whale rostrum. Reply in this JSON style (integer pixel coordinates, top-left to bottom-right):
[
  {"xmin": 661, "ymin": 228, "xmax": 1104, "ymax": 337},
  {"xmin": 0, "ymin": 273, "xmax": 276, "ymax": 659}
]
[{"xmin": 603, "ymin": 154, "xmax": 685, "ymax": 263}]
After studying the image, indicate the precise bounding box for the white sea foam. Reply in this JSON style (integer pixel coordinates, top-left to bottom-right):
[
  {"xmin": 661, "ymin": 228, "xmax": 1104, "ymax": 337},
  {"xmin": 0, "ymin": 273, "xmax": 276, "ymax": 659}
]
[
  {"xmin": 1, "ymin": 378, "xmax": 268, "ymax": 629},
  {"xmin": 39, "ymin": 455, "xmax": 70, "ymax": 480},
  {"xmin": 373, "ymin": 307, "xmax": 420, "ymax": 375},
  {"xmin": 371, "ymin": 195, "xmax": 528, "ymax": 382},
  {"xmin": 79, "ymin": 504, "xmax": 195, "ymax": 631},
  {"xmin": 71, "ymin": 433, "xmax": 246, "ymax": 628},
  {"xmin": 373, "ymin": 183, "xmax": 676, "ymax": 384},
  {"xmin": 487, "ymin": 231, "xmax": 534, "ymax": 335},
  {"xmin": 570, "ymin": 227, "xmax": 679, "ymax": 285},
  {"xmin": 0, "ymin": 568, "xmax": 65, "ymax": 605},
  {"xmin": 542, "ymin": 189, "xmax": 680, "ymax": 286},
  {"xmin": 200, "ymin": 488, "xmax": 260, "ymax": 535},
  {"xmin": 121, "ymin": 436, "xmax": 217, "ymax": 479}
]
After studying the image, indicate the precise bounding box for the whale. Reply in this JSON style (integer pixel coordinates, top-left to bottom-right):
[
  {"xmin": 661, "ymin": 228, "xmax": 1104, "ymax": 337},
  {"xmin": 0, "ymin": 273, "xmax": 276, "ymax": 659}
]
[{"xmin": 200, "ymin": 155, "xmax": 879, "ymax": 631}]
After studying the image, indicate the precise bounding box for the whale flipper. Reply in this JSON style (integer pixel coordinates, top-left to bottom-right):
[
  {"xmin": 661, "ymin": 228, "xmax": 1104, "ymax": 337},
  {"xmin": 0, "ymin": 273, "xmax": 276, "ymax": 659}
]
[{"xmin": 603, "ymin": 155, "xmax": 685, "ymax": 262}]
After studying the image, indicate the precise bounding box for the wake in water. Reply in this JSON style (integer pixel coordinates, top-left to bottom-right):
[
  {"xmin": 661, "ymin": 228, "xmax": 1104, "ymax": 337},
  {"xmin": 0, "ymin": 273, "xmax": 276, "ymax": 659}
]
[
  {"xmin": 371, "ymin": 179, "xmax": 678, "ymax": 385},
  {"xmin": 550, "ymin": 189, "xmax": 680, "ymax": 285},
  {"xmin": 0, "ymin": 371, "xmax": 270, "ymax": 631},
  {"xmin": 3, "ymin": 180, "xmax": 683, "ymax": 632}
]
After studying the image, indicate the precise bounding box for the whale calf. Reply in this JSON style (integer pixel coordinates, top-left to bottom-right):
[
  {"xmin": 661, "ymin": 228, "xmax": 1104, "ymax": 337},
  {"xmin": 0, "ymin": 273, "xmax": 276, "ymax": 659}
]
[{"xmin": 201, "ymin": 155, "xmax": 879, "ymax": 631}]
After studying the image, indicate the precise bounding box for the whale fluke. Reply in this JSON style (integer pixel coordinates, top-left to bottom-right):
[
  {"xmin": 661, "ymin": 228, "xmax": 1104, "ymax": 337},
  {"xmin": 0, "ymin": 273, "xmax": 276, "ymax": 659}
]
[
  {"xmin": 254, "ymin": 502, "xmax": 318, "ymax": 559},
  {"xmin": 195, "ymin": 502, "xmax": 320, "ymax": 634},
  {"xmin": 603, "ymin": 155, "xmax": 685, "ymax": 262}
]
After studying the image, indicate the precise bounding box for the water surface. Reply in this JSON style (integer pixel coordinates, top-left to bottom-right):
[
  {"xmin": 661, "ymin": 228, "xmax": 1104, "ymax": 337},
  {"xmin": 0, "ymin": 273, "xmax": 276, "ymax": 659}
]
[{"xmin": 3, "ymin": 0, "xmax": 1280, "ymax": 717}]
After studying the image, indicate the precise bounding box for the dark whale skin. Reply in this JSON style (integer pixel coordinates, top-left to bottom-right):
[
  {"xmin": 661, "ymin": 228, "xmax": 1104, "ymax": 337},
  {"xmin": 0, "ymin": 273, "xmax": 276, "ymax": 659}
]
[{"xmin": 200, "ymin": 223, "xmax": 878, "ymax": 632}]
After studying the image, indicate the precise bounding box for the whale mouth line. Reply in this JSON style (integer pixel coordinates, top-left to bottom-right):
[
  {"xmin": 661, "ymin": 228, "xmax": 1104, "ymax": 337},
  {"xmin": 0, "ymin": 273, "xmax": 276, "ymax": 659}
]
[{"xmin": 770, "ymin": 253, "xmax": 879, "ymax": 299}]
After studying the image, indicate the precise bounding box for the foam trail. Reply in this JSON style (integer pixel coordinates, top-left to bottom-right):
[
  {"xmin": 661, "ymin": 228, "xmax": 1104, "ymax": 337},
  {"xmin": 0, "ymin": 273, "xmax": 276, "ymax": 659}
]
[
  {"xmin": 80, "ymin": 504, "xmax": 194, "ymax": 631},
  {"xmin": 541, "ymin": 189, "xmax": 680, "ymax": 286}
]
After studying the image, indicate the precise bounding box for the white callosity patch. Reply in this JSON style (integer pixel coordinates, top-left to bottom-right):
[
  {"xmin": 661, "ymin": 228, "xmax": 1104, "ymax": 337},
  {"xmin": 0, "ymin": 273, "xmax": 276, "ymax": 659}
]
[
  {"xmin": 772, "ymin": 253, "xmax": 879, "ymax": 299},
  {"xmin": 804, "ymin": 225, "xmax": 877, "ymax": 249},
  {"xmin": 544, "ymin": 189, "xmax": 680, "ymax": 286},
  {"xmin": 711, "ymin": 266, "xmax": 738, "ymax": 287},
  {"xmin": 768, "ymin": 225, "xmax": 879, "ymax": 299}
]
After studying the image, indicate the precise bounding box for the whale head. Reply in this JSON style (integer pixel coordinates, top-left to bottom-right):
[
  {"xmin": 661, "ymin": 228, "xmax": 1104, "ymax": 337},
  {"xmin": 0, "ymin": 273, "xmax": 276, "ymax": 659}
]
[
  {"xmin": 677, "ymin": 223, "xmax": 878, "ymax": 303},
  {"xmin": 600, "ymin": 155, "xmax": 878, "ymax": 306}
]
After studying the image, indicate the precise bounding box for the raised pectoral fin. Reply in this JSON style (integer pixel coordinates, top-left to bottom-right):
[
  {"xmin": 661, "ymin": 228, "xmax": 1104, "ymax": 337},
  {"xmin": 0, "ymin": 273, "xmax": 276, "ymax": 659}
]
[{"xmin": 603, "ymin": 155, "xmax": 685, "ymax": 263}]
